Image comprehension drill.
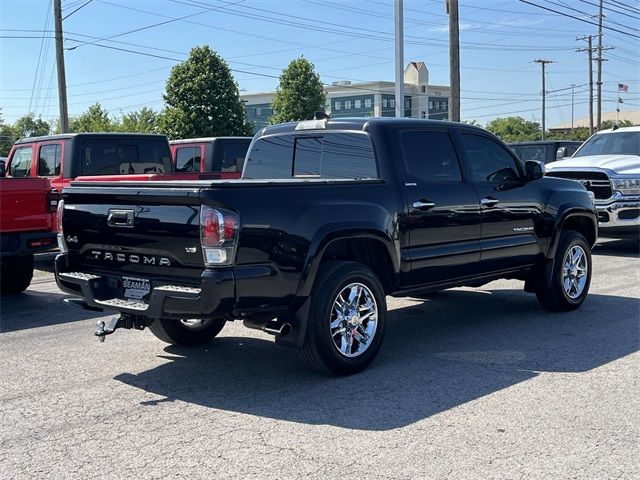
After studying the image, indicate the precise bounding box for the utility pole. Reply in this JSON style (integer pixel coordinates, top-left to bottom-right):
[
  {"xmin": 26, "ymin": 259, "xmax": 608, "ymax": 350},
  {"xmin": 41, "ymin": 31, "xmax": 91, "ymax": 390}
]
[
  {"xmin": 394, "ymin": 0, "xmax": 404, "ymax": 118},
  {"xmin": 596, "ymin": 0, "xmax": 604, "ymax": 131},
  {"xmin": 446, "ymin": 0, "xmax": 460, "ymax": 122},
  {"xmin": 571, "ymin": 84, "xmax": 575, "ymax": 134},
  {"xmin": 53, "ymin": 0, "xmax": 69, "ymax": 133},
  {"xmin": 577, "ymin": 35, "xmax": 594, "ymax": 135},
  {"xmin": 534, "ymin": 59, "xmax": 553, "ymax": 141}
]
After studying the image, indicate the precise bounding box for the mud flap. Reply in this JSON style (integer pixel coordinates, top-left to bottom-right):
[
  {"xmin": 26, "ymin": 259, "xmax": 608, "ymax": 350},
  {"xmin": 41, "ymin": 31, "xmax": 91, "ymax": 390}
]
[
  {"xmin": 524, "ymin": 257, "xmax": 555, "ymax": 293},
  {"xmin": 275, "ymin": 297, "xmax": 311, "ymax": 349}
]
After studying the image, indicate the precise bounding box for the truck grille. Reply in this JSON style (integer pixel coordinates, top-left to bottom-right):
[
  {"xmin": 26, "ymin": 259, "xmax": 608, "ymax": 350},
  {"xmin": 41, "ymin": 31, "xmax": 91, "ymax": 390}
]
[{"xmin": 546, "ymin": 171, "xmax": 612, "ymax": 199}]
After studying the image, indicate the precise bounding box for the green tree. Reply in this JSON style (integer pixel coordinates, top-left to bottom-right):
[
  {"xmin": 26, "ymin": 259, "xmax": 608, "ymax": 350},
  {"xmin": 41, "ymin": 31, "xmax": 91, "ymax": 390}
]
[
  {"xmin": 13, "ymin": 113, "xmax": 50, "ymax": 138},
  {"xmin": 270, "ymin": 56, "xmax": 325, "ymax": 125},
  {"xmin": 0, "ymin": 110, "xmax": 16, "ymax": 156},
  {"xmin": 69, "ymin": 103, "xmax": 117, "ymax": 132},
  {"xmin": 120, "ymin": 107, "xmax": 159, "ymax": 133},
  {"xmin": 158, "ymin": 45, "xmax": 251, "ymax": 139},
  {"xmin": 485, "ymin": 116, "xmax": 541, "ymax": 142},
  {"xmin": 547, "ymin": 120, "xmax": 635, "ymax": 142}
]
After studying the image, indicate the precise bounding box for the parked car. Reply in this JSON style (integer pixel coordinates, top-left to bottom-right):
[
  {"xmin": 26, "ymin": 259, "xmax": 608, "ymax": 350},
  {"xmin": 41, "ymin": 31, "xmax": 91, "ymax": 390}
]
[
  {"xmin": 4, "ymin": 133, "xmax": 175, "ymax": 191},
  {"xmin": 170, "ymin": 137, "xmax": 251, "ymax": 178},
  {"xmin": 55, "ymin": 117, "xmax": 597, "ymax": 375},
  {"xmin": 1, "ymin": 177, "xmax": 59, "ymax": 293},
  {"xmin": 546, "ymin": 126, "xmax": 640, "ymax": 238},
  {"xmin": 508, "ymin": 141, "xmax": 582, "ymax": 164}
]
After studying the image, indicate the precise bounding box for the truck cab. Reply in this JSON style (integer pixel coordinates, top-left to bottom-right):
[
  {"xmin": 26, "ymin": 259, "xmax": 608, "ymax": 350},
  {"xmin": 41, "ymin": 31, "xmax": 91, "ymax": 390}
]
[{"xmin": 170, "ymin": 137, "xmax": 251, "ymax": 179}]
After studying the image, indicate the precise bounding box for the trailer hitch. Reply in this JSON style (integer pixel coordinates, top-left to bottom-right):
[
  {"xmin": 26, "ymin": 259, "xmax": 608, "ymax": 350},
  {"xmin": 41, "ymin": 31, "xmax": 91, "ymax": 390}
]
[{"xmin": 95, "ymin": 315, "xmax": 148, "ymax": 342}]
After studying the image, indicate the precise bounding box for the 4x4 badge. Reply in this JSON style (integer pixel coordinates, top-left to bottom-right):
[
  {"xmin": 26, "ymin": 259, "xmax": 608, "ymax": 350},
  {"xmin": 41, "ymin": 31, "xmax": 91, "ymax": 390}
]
[
  {"xmin": 185, "ymin": 247, "xmax": 197, "ymax": 253},
  {"xmin": 66, "ymin": 235, "xmax": 78, "ymax": 243}
]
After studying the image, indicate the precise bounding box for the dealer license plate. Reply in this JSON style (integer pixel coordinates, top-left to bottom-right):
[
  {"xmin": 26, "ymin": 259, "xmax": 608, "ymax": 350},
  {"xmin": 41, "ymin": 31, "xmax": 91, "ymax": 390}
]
[{"xmin": 122, "ymin": 276, "xmax": 150, "ymax": 300}]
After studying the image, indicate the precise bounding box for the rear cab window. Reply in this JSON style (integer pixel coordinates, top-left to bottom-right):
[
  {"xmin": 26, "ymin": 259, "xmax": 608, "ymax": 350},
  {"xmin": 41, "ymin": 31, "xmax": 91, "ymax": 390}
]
[
  {"xmin": 244, "ymin": 132, "xmax": 377, "ymax": 180},
  {"xmin": 8, "ymin": 146, "xmax": 34, "ymax": 178},
  {"xmin": 80, "ymin": 139, "xmax": 171, "ymax": 176},
  {"xmin": 175, "ymin": 146, "xmax": 202, "ymax": 172},
  {"xmin": 218, "ymin": 141, "xmax": 250, "ymax": 173}
]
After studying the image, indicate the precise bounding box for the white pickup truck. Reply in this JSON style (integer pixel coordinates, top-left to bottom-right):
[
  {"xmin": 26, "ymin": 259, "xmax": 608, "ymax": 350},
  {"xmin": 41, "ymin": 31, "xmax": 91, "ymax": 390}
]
[{"xmin": 546, "ymin": 126, "xmax": 640, "ymax": 238}]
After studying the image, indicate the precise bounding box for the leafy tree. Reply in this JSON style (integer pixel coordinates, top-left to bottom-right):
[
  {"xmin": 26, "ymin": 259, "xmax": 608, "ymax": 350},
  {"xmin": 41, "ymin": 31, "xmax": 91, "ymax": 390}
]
[
  {"xmin": 270, "ymin": 56, "xmax": 325, "ymax": 124},
  {"xmin": 120, "ymin": 107, "xmax": 159, "ymax": 133},
  {"xmin": 485, "ymin": 116, "xmax": 541, "ymax": 142},
  {"xmin": 0, "ymin": 110, "xmax": 16, "ymax": 156},
  {"xmin": 69, "ymin": 103, "xmax": 117, "ymax": 132},
  {"xmin": 547, "ymin": 120, "xmax": 634, "ymax": 142},
  {"xmin": 461, "ymin": 119, "xmax": 482, "ymax": 128},
  {"xmin": 158, "ymin": 45, "xmax": 252, "ymax": 139},
  {"xmin": 13, "ymin": 113, "xmax": 50, "ymax": 138}
]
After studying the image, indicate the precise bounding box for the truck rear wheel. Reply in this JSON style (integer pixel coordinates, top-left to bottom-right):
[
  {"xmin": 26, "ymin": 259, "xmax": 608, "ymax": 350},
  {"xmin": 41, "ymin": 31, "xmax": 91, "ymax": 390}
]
[
  {"xmin": 300, "ymin": 261, "xmax": 387, "ymax": 376},
  {"xmin": 0, "ymin": 254, "xmax": 34, "ymax": 294},
  {"xmin": 148, "ymin": 317, "xmax": 226, "ymax": 346},
  {"xmin": 536, "ymin": 230, "xmax": 592, "ymax": 311}
]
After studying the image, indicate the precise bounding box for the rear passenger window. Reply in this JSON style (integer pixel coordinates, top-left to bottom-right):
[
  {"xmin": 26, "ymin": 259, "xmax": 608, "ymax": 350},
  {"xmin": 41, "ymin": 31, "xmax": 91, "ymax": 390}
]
[
  {"xmin": 460, "ymin": 133, "xmax": 521, "ymax": 183},
  {"xmin": 244, "ymin": 133, "xmax": 377, "ymax": 179},
  {"xmin": 176, "ymin": 147, "xmax": 201, "ymax": 172},
  {"xmin": 8, "ymin": 147, "xmax": 33, "ymax": 178},
  {"xmin": 38, "ymin": 144, "xmax": 61, "ymax": 176},
  {"xmin": 400, "ymin": 130, "xmax": 462, "ymax": 182}
]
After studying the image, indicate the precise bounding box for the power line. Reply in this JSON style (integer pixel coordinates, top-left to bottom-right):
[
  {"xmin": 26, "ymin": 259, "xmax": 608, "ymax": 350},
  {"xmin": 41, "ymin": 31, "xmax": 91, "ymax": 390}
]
[
  {"xmin": 518, "ymin": 0, "xmax": 640, "ymax": 38},
  {"xmin": 62, "ymin": 0, "xmax": 94, "ymax": 20}
]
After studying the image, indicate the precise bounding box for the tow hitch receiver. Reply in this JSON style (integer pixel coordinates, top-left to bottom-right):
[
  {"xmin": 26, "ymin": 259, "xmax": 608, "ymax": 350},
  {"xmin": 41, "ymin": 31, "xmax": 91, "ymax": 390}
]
[{"xmin": 94, "ymin": 315, "xmax": 148, "ymax": 342}]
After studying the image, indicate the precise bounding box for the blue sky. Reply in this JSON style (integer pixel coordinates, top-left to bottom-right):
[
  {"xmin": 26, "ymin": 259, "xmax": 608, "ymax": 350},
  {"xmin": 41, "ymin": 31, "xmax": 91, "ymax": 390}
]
[{"xmin": 1, "ymin": 0, "xmax": 638, "ymax": 128}]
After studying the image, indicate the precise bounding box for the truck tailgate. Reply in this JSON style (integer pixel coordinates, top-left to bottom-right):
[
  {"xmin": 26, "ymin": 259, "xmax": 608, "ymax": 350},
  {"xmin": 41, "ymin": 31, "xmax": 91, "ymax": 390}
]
[{"xmin": 62, "ymin": 185, "xmax": 206, "ymax": 280}]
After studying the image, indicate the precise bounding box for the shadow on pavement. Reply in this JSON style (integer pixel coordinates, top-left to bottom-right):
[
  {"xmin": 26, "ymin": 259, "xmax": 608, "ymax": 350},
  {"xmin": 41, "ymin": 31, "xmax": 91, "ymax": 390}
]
[
  {"xmin": 0, "ymin": 288, "xmax": 103, "ymax": 333},
  {"xmin": 593, "ymin": 239, "xmax": 640, "ymax": 258},
  {"xmin": 116, "ymin": 288, "xmax": 640, "ymax": 430}
]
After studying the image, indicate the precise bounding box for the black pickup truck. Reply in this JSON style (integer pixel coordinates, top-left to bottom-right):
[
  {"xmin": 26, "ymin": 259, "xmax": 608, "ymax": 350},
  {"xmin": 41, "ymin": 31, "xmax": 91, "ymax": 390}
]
[{"xmin": 55, "ymin": 118, "xmax": 597, "ymax": 375}]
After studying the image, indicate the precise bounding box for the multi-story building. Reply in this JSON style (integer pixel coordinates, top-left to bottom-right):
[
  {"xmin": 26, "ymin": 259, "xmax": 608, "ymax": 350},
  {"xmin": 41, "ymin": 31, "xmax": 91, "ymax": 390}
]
[{"xmin": 242, "ymin": 61, "xmax": 450, "ymax": 132}]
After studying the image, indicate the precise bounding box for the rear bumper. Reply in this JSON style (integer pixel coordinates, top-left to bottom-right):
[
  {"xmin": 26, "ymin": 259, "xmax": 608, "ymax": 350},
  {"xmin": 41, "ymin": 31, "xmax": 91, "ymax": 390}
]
[
  {"xmin": 55, "ymin": 254, "xmax": 235, "ymax": 318},
  {"xmin": 595, "ymin": 194, "xmax": 640, "ymax": 237},
  {"xmin": 0, "ymin": 231, "xmax": 58, "ymax": 259}
]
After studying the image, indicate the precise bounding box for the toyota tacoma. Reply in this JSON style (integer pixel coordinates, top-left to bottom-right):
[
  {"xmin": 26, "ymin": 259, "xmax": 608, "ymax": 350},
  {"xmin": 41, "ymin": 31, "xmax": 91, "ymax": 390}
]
[{"xmin": 55, "ymin": 118, "xmax": 597, "ymax": 375}]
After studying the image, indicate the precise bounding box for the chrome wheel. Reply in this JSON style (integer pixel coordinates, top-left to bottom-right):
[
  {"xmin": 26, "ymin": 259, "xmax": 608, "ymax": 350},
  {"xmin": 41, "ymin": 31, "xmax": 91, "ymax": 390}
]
[
  {"xmin": 330, "ymin": 283, "xmax": 378, "ymax": 358},
  {"xmin": 562, "ymin": 245, "xmax": 588, "ymax": 299},
  {"xmin": 179, "ymin": 318, "xmax": 213, "ymax": 330}
]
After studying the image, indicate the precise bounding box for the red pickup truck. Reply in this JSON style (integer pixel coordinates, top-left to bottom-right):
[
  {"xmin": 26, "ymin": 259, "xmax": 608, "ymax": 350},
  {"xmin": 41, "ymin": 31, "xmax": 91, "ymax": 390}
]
[
  {"xmin": 0, "ymin": 177, "xmax": 59, "ymax": 293},
  {"xmin": 170, "ymin": 137, "xmax": 251, "ymax": 179}
]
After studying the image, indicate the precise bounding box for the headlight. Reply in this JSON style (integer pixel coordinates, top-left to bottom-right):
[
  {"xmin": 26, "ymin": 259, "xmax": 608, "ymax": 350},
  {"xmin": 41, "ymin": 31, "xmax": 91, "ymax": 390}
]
[{"xmin": 611, "ymin": 178, "xmax": 640, "ymax": 195}]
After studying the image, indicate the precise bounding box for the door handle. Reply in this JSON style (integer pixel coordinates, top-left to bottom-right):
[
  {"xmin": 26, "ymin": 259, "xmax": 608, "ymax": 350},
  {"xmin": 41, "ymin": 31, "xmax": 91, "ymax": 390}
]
[
  {"xmin": 480, "ymin": 197, "xmax": 500, "ymax": 208},
  {"xmin": 412, "ymin": 200, "xmax": 436, "ymax": 210},
  {"xmin": 107, "ymin": 209, "xmax": 135, "ymax": 228}
]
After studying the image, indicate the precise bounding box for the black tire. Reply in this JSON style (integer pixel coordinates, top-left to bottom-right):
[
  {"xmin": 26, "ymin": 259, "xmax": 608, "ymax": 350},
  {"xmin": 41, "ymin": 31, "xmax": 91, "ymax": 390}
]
[
  {"xmin": 148, "ymin": 317, "xmax": 226, "ymax": 346},
  {"xmin": 0, "ymin": 254, "xmax": 34, "ymax": 294},
  {"xmin": 299, "ymin": 261, "xmax": 387, "ymax": 376},
  {"xmin": 536, "ymin": 230, "xmax": 592, "ymax": 311}
]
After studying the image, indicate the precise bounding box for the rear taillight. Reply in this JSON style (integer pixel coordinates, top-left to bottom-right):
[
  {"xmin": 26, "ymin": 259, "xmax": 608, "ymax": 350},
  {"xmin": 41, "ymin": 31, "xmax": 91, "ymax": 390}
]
[
  {"xmin": 47, "ymin": 190, "xmax": 61, "ymax": 213},
  {"xmin": 56, "ymin": 199, "xmax": 67, "ymax": 253},
  {"xmin": 200, "ymin": 206, "xmax": 239, "ymax": 266}
]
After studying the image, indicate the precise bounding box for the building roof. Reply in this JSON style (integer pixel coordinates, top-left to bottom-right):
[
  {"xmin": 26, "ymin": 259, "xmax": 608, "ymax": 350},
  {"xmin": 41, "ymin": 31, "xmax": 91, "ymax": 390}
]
[{"xmin": 550, "ymin": 110, "xmax": 640, "ymax": 130}]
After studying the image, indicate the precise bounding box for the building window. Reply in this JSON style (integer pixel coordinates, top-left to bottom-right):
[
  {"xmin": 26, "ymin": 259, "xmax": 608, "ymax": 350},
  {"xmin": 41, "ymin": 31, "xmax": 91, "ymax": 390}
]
[
  {"xmin": 256, "ymin": 107, "xmax": 262, "ymax": 116},
  {"xmin": 345, "ymin": 100, "xmax": 351, "ymax": 109},
  {"xmin": 421, "ymin": 85, "xmax": 426, "ymax": 93},
  {"xmin": 382, "ymin": 98, "xmax": 388, "ymax": 108},
  {"xmin": 355, "ymin": 99, "xmax": 361, "ymax": 109},
  {"xmin": 390, "ymin": 99, "xmax": 395, "ymax": 108},
  {"xmin": 421, "ymin": 111, "xmax": 426, "ymax": 119},
  {"xmin": 334, "ymin": 101, "xmax": 341, "ymax": 110},
  {"xmin": 364, "ymin": 98, "xmax": 372, "ymax": 108},
  {"xmin": 405, "ymin": 99, "xmax": 411, "ymax": 108},
  {"xmin": 428, "ymin": 100, "xmax": 433, "ymax": 109}
]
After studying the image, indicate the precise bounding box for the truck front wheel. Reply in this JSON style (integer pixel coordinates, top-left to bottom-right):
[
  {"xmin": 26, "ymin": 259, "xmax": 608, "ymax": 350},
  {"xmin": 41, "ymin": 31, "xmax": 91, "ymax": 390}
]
[
  {"xmin": 0, "ymin": 254, "xmax": 34, "ymax": 294},
  {"xmin": 300, "ymin": 261, "xmax": 387, "ymax": 375},
  {"xmin": 148, "ymin": 317, "xmax": 226, "ymax": 346},
  {"xmin": 536, "ymin": 230, "xmax": 592, "ymax": 311}
]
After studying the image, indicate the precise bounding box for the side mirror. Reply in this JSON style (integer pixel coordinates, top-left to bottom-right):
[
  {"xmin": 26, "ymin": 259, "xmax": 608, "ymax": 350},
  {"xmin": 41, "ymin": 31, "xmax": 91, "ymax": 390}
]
[
  {"xmin": 0, "ymin": 161, "xmax": 5, "ymax": 177},
  {"xmin": 525, "ymin": 160, "xmax": 545, "ymax": 181},
  {"xmin": 556, "ymin": 147, "xmax": 567, "ymax": 159}
]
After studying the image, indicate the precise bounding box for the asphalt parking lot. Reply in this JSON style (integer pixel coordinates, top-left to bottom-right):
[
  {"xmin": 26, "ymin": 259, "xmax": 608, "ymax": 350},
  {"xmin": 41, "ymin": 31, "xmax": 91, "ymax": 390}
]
[{"xmin": 1, "ymin": 240, "xmax": 638, "ymax": 480}]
